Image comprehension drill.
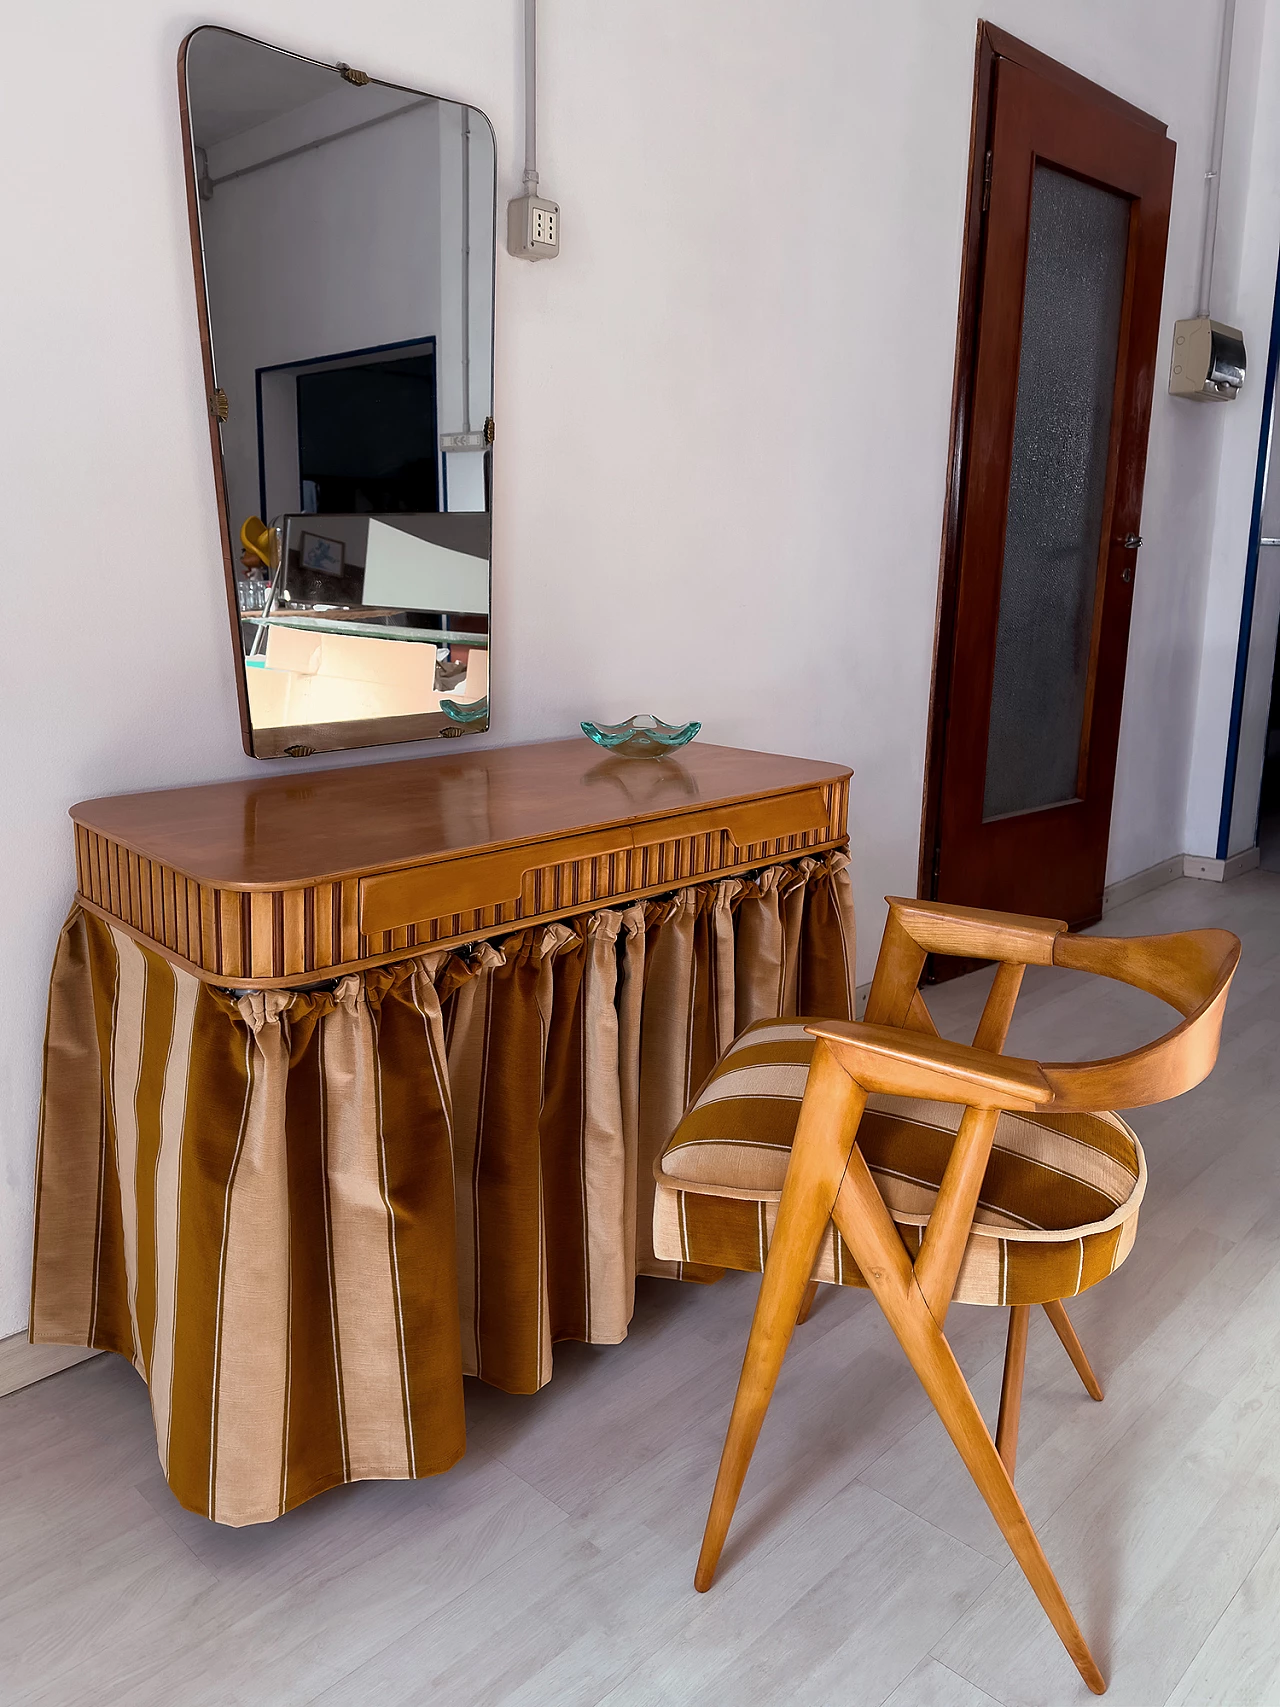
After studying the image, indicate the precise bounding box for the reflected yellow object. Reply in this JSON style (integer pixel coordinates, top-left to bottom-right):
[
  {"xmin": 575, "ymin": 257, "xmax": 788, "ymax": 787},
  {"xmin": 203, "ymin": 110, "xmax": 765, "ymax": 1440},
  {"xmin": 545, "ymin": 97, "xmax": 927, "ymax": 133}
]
[{"xmin": 239, "ymin": 515, "xmax": 275, "ymax": 568}]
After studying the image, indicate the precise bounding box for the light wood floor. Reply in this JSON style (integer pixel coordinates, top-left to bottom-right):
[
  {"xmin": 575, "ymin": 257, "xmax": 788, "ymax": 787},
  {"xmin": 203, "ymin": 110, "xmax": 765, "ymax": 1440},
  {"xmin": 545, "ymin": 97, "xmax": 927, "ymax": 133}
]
[{"xmin": 5, "ymin": 873, "xmax": 1280, "ymax": 1706}]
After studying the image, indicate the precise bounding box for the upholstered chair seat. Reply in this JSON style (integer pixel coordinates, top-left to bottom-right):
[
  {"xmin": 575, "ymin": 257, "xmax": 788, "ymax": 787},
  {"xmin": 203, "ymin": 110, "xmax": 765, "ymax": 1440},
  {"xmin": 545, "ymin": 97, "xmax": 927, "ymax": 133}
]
[{"xmin": 654, "ymin": 1017, "xmax": 1146, "ymax": 1308}]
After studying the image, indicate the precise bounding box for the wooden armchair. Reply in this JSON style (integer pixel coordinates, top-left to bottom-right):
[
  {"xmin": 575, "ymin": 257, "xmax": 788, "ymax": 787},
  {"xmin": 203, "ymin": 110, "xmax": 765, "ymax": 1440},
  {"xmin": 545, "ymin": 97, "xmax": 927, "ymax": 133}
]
[{"xmin": 653, "ymin": 896, "xmax": 1239, "ymax": 1694}]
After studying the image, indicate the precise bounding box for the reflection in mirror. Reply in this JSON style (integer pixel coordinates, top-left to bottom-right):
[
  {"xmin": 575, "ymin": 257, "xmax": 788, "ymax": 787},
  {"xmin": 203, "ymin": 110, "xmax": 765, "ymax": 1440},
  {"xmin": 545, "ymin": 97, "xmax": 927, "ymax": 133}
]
[{"xmin": 179, "ymin": 27, "xmax": 496, "ymax": 758}]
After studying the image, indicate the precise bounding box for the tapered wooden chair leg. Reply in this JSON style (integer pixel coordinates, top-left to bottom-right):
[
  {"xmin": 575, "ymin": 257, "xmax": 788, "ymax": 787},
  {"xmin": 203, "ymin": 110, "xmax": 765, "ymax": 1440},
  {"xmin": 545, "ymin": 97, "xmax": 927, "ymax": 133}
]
[
  {"xmin": 1043, "ymin": 1299, "xmax": 1104, "ymax": 1401},
  {"xmin": 829, "ymin": 1193, "xmax": 1105, "ymax": 1693},
  {"xmin": 694, "ymin": 1191, "xmax": 835, "ymax": 1592},
  {"xmin": 894, "ymin": 1312, "xmax": 1102, "ymax": 1692},
  {"xmin": 695, "ymin": 1044, "xmax": 866, "ymax": 1595},
  {"xmin": 995, "ymin": 1304, "xmax": 1030, "ymax": 1475},
  {"xmin": 796, "ymin": 1280, "xmax": 820, "ymax": 1325}
]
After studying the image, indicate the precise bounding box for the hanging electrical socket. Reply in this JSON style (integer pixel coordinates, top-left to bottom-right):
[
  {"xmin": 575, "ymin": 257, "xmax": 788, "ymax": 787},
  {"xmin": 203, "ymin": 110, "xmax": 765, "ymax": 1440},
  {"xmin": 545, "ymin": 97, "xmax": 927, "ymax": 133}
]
[
  {"xmin": 508, "ymin": 193, "xmax": 559, "ymax": 261},
  {"xmin": 1169, "ymin": 316, "xmax": 1246, "ymax": 401}
]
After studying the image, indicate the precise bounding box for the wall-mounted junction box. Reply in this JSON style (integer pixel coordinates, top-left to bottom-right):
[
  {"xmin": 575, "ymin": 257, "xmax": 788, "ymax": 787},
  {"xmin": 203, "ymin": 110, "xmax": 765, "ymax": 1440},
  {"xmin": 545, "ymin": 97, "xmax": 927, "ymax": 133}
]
[
  {"xmin": 1169, "ymin": 316, "xmax": 1246, "ymax": 400},
  {"xmin": 507, "ymin": 194, "xmax": 559, "ymax": 261}
]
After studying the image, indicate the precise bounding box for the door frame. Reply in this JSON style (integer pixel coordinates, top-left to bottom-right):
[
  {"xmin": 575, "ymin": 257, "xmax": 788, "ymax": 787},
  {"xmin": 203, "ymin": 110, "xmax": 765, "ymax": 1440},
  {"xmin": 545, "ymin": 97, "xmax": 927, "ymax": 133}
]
[
  {"xmin": 917, "ymin": 22, "xmax": 1171, "ymax": 903},
  {"xmin": 253, "ymin": 334, "xmax": 440, "ymax": 522}
]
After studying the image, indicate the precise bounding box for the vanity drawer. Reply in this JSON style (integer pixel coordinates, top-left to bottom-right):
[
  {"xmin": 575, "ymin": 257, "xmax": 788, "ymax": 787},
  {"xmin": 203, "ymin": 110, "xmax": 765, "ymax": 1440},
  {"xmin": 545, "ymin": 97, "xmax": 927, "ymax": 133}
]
[{"xmin": 359, "ymin": 787, "xmax": 832, "ymax": 936}]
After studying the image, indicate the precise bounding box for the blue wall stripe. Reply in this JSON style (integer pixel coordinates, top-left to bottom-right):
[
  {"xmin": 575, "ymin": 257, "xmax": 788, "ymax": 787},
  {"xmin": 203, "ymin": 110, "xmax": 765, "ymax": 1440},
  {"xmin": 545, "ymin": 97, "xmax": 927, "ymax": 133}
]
[{"xmin": 1217, "ymin": 240, "xmax": 1280, "ymax": 859}]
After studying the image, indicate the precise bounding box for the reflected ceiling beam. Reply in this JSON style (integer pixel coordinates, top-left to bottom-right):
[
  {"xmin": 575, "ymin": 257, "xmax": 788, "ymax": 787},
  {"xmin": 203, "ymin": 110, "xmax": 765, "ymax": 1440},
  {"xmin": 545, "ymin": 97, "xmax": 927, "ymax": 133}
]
[{"xmin": 206, "ymin": 96, "xmax": 432, "ymax": 191}]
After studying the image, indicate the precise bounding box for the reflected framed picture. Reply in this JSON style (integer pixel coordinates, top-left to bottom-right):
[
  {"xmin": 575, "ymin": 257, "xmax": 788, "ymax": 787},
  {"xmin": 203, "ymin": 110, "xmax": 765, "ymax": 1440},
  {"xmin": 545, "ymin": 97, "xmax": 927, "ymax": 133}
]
[{"xmin": 299, "ymin": 532, "xmax": 345, "ymax": 576}]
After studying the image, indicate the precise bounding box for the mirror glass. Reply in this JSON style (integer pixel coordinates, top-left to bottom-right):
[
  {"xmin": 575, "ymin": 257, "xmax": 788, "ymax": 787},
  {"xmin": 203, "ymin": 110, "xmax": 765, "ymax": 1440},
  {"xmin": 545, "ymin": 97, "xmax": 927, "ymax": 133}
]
[{"xmin": 180, "ymin": 27, "xmax": 495, "ymax": 757}]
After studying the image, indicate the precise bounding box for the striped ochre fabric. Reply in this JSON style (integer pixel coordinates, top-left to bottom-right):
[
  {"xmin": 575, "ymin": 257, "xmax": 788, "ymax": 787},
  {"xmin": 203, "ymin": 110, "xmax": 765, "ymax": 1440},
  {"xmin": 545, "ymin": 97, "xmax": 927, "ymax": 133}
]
[
  {"xmin": 653, "ymin": 1018, "xmax": 1146, "ymax": 1307},
  {"xmin": 630, "ymin": 851, "xmax": 855, "ymax": 1281},
  {"xmin": 425, "ymin": 848, "xmax": 855, "ymax": 1387},
  {"xmin": 31, "ymin": 908, "xmax": 467, "ymax": 1526},
  {"xmin": 31, "ymin": 852, "xmax": 855, "ymax": 1524},
  {"xmin": 438, "ymin": 914, "xmax": 634, "ymax": 1392}
]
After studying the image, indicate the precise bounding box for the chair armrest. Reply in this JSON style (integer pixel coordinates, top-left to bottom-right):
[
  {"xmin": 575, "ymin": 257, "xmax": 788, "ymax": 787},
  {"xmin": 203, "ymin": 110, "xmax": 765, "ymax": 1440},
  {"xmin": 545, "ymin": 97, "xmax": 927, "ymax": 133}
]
[
  {"xmin": 884, "ymin": 896, "xmax": 1067, "ymax": 967},
  {"xmin": 806, "ymin": 1019, "xmax": 1053, "ymax": 1110}
]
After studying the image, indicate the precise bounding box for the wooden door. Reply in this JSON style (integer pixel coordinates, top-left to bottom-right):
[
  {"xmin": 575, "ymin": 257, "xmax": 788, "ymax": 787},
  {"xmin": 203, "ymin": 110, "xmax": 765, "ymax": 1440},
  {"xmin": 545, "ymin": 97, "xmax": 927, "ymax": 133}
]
[{"xmin": 923, "ymin": 28, "xmax": 1175, "ymax": 934}]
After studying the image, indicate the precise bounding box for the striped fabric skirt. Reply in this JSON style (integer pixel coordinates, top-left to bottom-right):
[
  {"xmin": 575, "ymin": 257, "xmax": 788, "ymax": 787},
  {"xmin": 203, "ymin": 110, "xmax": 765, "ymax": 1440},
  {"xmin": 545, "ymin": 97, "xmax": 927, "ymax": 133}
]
[{"xmin": 30, "ymin": 852, "xmax": 854, "ymax": 1524}]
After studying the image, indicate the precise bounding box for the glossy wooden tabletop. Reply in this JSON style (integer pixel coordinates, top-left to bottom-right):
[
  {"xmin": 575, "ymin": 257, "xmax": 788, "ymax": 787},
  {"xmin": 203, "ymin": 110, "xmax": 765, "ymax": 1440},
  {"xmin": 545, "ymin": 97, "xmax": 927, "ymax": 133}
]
[{"xmin": 70, "ymin": 740, "xmax": 851, "ymax": 888}]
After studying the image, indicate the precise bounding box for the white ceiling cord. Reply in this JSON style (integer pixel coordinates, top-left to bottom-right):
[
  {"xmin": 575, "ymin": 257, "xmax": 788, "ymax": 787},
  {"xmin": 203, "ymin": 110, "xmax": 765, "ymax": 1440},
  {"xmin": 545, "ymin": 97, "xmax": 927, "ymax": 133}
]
[
  {"xmin": 523, "ymin": 0, "xmax": 539, "ymax": 198},
  {"xmin": 507, "ymin": 0, "xmax": 559, "ymax": 259},
  {"xmin": 1198, "ymin": 0, "xmax": 1236, "ymax": 320}
]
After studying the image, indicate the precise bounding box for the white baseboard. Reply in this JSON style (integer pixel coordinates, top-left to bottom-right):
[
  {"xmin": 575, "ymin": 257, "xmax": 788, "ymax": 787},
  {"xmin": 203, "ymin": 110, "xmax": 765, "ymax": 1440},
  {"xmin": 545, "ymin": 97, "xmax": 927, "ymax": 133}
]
[
  {"xmin": 1103, "ymin": 856, "xmax": 1185, "ymax": 912},
  {"xmin": 1182, "ymin": 846, "xmax": 1261, "ymax": 883},
  {"xmin": 0, "ymin": 1333, "xmax": 101, "ymax": 1399},
  {"xmin": 1105, "ymin": 847, "xmax": 1259, "ymax": 910}
]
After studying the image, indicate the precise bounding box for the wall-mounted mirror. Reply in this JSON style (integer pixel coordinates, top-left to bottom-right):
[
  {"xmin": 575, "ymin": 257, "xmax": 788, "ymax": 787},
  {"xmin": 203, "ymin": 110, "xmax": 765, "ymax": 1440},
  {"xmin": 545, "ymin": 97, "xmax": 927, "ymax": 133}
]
[{"xmin": 179, "ymin": 27, "xmax": 496, "ymax": 758}]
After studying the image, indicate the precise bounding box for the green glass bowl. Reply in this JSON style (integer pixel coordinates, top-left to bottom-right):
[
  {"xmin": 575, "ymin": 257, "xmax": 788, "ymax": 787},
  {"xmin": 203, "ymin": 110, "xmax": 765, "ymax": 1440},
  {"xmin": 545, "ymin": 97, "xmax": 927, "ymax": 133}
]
[
  {"xmin": 441, "ymin": 695, "xmax": 489, "ymax": 725},
  {"xmin": 580, "ymin": 714, "xmax": 701, "ymax": 756}
]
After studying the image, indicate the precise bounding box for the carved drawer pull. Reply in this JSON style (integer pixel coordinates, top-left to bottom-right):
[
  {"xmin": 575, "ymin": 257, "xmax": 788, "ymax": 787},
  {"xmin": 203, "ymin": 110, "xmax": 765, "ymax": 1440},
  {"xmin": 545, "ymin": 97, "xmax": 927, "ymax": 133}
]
[{"xmin": 358, "ymin": 788, "xmax": 831, "ymax": 936}]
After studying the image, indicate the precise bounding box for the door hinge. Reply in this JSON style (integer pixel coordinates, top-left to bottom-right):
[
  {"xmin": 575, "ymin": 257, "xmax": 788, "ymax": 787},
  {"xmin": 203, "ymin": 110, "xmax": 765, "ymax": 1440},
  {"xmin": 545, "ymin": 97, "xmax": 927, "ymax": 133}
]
[
  {"xmin": 209, "ymin": 388, "xmax": 228, "ymax": 423},
  {"xmin": 931, "ymin": 844, "xmax": 942, "ymax": 891},
  {"xmin": 981, "ymin": 150, "xmax": 993, "ymax": 214}
]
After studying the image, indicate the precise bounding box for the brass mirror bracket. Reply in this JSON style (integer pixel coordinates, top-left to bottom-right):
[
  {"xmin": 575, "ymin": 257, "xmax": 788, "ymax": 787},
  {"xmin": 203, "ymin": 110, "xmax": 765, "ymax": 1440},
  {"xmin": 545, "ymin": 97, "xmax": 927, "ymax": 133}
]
[{"xmin": 336, "ymin": 63, "xmax": 370, "ymax": 85}]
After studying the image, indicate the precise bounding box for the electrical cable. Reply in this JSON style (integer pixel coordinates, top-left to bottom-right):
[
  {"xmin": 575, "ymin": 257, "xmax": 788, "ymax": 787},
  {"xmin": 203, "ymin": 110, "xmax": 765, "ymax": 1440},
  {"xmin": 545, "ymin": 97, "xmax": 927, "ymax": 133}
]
[
  {"xmin": 1197, "ymin": 0, "xmax": 1237, "ymax": 319},
  {"xmin": 523, "ymin": 0, "xmax": 538, "ymax": 196}
]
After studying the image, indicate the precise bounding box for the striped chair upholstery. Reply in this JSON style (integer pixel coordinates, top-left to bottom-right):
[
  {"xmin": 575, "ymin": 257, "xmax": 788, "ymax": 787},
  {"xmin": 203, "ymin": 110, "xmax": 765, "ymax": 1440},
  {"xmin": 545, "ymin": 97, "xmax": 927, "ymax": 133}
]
[{"xmin": 653, "ymin": 1017, "xmax": 1146, "ymax": 1307}]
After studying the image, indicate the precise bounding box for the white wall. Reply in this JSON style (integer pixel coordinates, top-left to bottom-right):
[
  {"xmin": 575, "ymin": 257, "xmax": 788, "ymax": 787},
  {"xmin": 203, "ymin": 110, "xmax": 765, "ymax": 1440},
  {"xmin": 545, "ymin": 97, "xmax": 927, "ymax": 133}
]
[
  {"xmin": 0, "ymin": 0, "xmax": 1268, "ymax": 1338},
  {"xmin": 1181, "ymin": 0, "xmax": 1280, "ymax": 860}
]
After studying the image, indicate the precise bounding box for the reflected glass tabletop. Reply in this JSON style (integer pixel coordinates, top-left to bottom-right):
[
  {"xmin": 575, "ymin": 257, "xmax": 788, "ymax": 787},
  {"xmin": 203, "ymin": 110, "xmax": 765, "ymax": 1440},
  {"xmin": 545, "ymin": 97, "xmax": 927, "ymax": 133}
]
[{"xmin": 245, "ymin": 613, "xmax": 489, "ymax": 647}]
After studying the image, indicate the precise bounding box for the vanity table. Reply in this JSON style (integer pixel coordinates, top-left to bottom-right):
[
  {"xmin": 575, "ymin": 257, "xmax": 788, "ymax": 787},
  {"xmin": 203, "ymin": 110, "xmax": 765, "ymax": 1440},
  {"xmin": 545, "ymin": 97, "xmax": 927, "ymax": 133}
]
[
  {"xmin": 32, "ymin": 740, "xmax": 854, "ymax": 1525},
  {"xmin": 27, "ymin": 28, "xmax": 859, "ymax": 1527}
]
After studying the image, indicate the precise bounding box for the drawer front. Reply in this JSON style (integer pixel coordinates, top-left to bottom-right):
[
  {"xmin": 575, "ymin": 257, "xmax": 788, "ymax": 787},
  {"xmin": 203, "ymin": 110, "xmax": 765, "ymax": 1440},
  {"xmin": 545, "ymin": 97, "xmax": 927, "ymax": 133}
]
[
  {"xmin": 74, "ymin": 776, "xmax": 847, "ymax": 985},
  {"xmin": 359, "ymin": 786, "xmax": 833, "ymax": 937}
]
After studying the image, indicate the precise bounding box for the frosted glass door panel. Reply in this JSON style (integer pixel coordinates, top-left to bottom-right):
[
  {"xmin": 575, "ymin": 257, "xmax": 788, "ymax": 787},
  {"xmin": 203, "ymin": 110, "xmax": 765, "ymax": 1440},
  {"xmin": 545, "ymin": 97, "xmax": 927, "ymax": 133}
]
[{"xmin": 982, "ymin": 165, "xmax": 1130, "ymax": 821}]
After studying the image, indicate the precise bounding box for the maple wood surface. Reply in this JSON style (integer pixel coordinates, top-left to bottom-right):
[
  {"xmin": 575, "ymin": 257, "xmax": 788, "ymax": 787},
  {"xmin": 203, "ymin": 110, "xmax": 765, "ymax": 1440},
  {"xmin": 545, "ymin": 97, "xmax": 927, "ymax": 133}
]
[
  {"xmin": 805, "ymin": 1021, "xmax": 1051, "ymax": 1110},
  {"xmin": 995, "ymin": 1303, "xmax": 1030, "ymax": 1472},
  {"xmin": 68, "ymin": 741, "xmax": 850, "ymax": 890},
  {"xmin": 1043, "ymin": 1297, "xmax": 1105, "ymax": 1402}
]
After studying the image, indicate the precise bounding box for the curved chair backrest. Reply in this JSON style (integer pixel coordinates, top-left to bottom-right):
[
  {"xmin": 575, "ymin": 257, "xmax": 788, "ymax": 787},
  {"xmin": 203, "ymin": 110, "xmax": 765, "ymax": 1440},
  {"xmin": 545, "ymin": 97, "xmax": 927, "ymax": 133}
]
[{"xmin": 861, "ymin": 896, "xmax": 1241, "ymax": 1112}]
